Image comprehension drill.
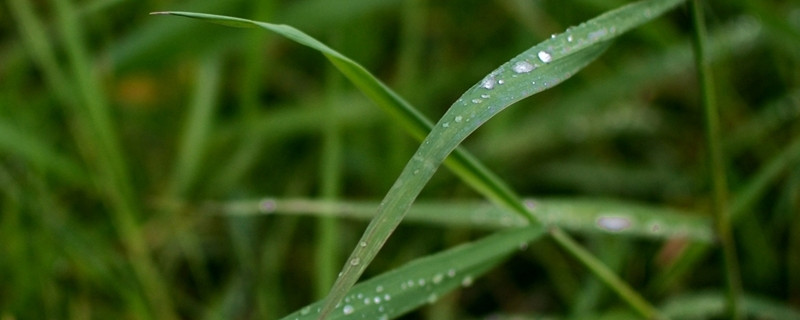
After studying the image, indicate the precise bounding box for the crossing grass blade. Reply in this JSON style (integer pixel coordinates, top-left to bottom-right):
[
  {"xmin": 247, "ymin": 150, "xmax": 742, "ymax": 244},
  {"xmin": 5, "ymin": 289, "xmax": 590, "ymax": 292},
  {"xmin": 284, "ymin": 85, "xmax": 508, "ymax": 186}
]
[
  {"xmin": 218, "ymin": 197, "xmax": 714, "ymax": 243},
  {"xmin": 277, "ymin": 225, "xmax": 545, "ymax": 320}
]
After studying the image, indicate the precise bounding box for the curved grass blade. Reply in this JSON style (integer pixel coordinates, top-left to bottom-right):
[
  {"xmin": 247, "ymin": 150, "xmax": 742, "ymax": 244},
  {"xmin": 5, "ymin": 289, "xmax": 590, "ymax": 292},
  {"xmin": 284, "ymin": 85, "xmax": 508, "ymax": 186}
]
[
  {"xmin": 278, "ymin": 225, "xmax": 545, "ymax": 320},
  {"xmin": 149, "ymin": 10, "xmax": 529, "ymax": 220},
  {"xmin": 218, "ymin": 197, "xmax": 713, "ymax": 243},
  {"xmin": 661, "ymin": 291, "xmax": 800, "ymax": 320}
]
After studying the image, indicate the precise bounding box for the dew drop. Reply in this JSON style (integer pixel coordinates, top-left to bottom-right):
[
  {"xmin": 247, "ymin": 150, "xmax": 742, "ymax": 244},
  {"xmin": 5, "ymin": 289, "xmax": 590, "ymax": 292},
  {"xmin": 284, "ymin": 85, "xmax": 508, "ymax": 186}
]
[
  {"xmin": 455, "ymin": 115, "xmax": 463, "ymax": 122},
  {"xmin": 427, "ymin": 293, "xmax": 438, "ymax": 303},
  {"xmin": 512, "ymin": 60, "xmax": 535, "ymax": 73},
  {"xmin": 498, "ymin": 79, "xmax": 505, "ymax": 85},
  {"xmin": 259, "ymin": 199, "xmax": 276, "ymax": 213},
  {"xmin": 359, "ymin": 241, "xmax": 367, "ymax": 247},
  {"xmin": 373, "ymin": 296, "xmax": 381, "ymax": 304},
  {"xmin": 480, "ymin": 94, "xmax": 490, "ymax": 99},
  {"xmin": 442, "ymin": 122, "xmax": 449, "ymax": 128},
  {"xmin": 301, "ymin": 307, "xmax": 311, "ymax": 315},
  {"xmin": 364, "ymin": 298, "xmax": 370, "ymax": 305},
  {"xmin": 350, "ymin": 258, "xmax": 360, "ymax": 266},
  {"xmin": 378, "ymin": 314, "xmax": 388, "ymax": 320},
  {"xmin": 384, "ymin": 294, "xmax": 391, "ymax": 301},
  {"xmin": 343, "ymin": 305, "xmax": 354, "ymax": 315},
  {"xmin": 567, "ymin": 35, "xmax": 574, "ymax": 42},
  {"xmin": 524, "ymin": 199, "xmax": 538, "ymax": 210},
  {"xmin": 596, "ymin": 215, "xmax": 632, "ymax": 232},
  {"xmin": 480, "ymin": 76, "xmax": 496, "ymax": 89},
  {"xmin": 550, "ymin": 34, "xmax": 556, "ymax": 39},
  {"xmin": 461, "ymin": 276, "xmax": 474, "ymax": 287},
  {"xmin": 432, "ymin": 273, "xmax": 444, "ymax": 284},
  {"xmin": 447, "ymin": 269, "xmax": 456, "ymax": 277},
  {"xmin": 537, "ymin": 50, "xmax": 552, "ymax": 63},
  {"xmin": 376, "ymin": 285, "xmax": 383, "ymax": 293},
  {"xmin": 418, "ymin": 278, "xmax": 426, "ymax": 286},
  {"xmin": 471, "ymin": 98, "xmax": 482, "ymax": 104}
]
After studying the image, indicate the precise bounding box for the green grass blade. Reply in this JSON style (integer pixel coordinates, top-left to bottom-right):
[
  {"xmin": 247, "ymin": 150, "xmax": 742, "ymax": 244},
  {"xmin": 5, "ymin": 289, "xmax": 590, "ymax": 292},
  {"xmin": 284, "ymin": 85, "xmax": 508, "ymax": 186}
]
[
  {"xmin": 661, "ymin": 291, "xmax": 800, "ymax": 319},
  {"xmin": 218, "ymin": 197, "xmax": 713, "ymax": 243},
  {"xmin": 690, "ymin": 1, "xmax": 742, "ymax": 317},
  {"xmin": 278, "ymin": 225, "xmax": 545, "ymax": 320}
]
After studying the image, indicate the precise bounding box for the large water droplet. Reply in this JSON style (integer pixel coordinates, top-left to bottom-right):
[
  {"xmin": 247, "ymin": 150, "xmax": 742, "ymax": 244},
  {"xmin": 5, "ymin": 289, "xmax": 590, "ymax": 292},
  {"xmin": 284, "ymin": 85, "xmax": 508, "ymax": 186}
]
[
  {"xmin": 343, "ymin": 305, "xmax": 354, "ymax": 315},
  {"xmin": 538, "ymin": 50, "xmax": 552, "ymax": 63},
  {"xmin": 596, "ymin": 215, "xmax": 632, "ymax": 232},
  {"xmin": 480, "ymin": 76, "xmax": 496, "ymax": 89},
  {"xmin": 512, "ymin": 60, "xmax": 535, "ymax": 73}
]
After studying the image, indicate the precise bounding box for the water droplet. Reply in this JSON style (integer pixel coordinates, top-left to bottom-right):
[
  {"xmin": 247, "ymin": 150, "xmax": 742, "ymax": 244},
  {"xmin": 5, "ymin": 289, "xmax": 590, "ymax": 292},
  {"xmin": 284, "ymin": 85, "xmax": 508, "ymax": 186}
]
[
  {"xmin": 498, "ymin": 79, "xmax": 505, "ymax": 85},
  {"xmin": 480, "ymin": 76, "xmax": 496, "ymax": 89},
  {"xmin": 567, "ymin": 35, "xmax": 574, "ymax": 42},
  {"xmin": 378, "ymin": 314, "xmax": 388, "ymax": 320},
  {"xmin": 350, "ymin": 258, "xmax": 360, "ymax": 266},
  {"xmin": 432, "ymin": 273, "xmax": 444, "ymax": 284},
  {"xmin": 301, "ymin": 307, "xmax": 311, "ymax": 315},
  {"xmin": 447, "ymin": 269, "xmax": 456, "ymax": 277},
  {"xmin": 524, "ymin": 199, "xmax": 538, "ymax": 210},
  {"xmin": 471, "ymin": 98, "xmax": 482, "ymax": 104},
  {"xmin": 343, "ymin": 305, "xmax": 354, "ymax": 315},
  {"xmin": 461, "ymin": 276, "xmax": 473, "ymax": 287},
  {"xmin": 359, "ymin": 241, "xmax": 367, "ymax": 247},
  {"xmin": 550, "ymin": 34, "xmax": 556, "ymax": 39},
  {"xmin": 537, "ymin": 50, "xmax": 552, "ymax": 63},
  {"xmin": 418, "ymin": 278, "xmax": 425, "ymax": 286},
  {"xmin": 512, "ymin": 60, "xmax": 535, "ymax": 73},
  {"xmin": 596, "ymin": 215, "xmax": 631, "ymax": 232},
  {"xmin": 455, "ymin": 115, "xmax": 463, "ymax": 122},
  {"xmin": 364, "ymin": 298, "xmax": 371, "ymax": 305},
  {"xmin": 259, "ymin": 199, "xmax": 276, "ymax": 213},
  {"xmin": 357, "ymin": 293, "xmax": 363, "ymax": 299},
  {"xmin": 588, "ymin": 29, "xmax": 608, "ymax": 41},
  {"xmin": 373, "ymin": 296, "xmax": 381, "ymax": 304},
  {"xmin": 480, "ymin": 94, "xmax": 490, "ymax": 99},
  {"xmin": 407, "ymin": 280, "xmax": 414, "ymax": 287},
  {"xmin": 442, "ymin": 122, "xmax": 449, "ymax": 128},
  {"xmin": 427, "ymin": 293, "xmax": 438, "ymax": 303},
  {"xmin": 384, "ymin": 294, "xmax": 391, "ymax": 301},
  {"xmin": 376, "ymin": 285, "xmax": 383, "ymax": 293}
]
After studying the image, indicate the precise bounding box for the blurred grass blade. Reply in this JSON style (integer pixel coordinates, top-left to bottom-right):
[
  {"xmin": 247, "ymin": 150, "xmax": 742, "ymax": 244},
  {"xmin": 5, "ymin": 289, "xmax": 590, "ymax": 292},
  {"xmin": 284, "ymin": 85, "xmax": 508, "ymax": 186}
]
[
  {"xmin": 278, "ymin": 225, "xmax": 545, "ymax": 320},
  {"xmin": 661, "ymin": 291, "xmax": 800, "ymax": 319},
  {"xmin": 220, "ymin": 197, "xmax": 713, "ymax": 243}
]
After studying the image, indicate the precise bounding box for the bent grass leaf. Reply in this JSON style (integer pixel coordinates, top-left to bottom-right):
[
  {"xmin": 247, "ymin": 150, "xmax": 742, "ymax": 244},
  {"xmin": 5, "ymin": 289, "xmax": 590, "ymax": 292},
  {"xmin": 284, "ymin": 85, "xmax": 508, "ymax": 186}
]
[
  {"xmin": 278, "ymin": 225, "xmax": 545, "ymax": 320},
  {"xmin": 221, "ymin": 197, "xmax": 713, "ymax": 243}
]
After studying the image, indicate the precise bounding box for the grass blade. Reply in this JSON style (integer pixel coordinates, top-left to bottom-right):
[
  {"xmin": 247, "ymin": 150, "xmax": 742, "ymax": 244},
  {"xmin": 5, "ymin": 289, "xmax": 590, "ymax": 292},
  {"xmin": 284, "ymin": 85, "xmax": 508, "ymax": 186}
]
[
  {"xmin": 218, "ymin": 197, "xmax": 714, "ymax": 243},
  {"xmin": 690, "ymin": 1, "xmax": 742, "ymax": 318},
  {"xmin": 278, "ymin": 225, "xmax": 545, "ymax": 320}
]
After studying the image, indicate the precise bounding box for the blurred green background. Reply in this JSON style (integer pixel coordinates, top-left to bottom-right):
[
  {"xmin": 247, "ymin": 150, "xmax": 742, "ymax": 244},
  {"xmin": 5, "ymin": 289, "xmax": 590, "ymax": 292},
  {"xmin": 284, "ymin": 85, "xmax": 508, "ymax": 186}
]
[{"xmin": 1, "ymin": 0, "xmax": 799, "ymax": 319}]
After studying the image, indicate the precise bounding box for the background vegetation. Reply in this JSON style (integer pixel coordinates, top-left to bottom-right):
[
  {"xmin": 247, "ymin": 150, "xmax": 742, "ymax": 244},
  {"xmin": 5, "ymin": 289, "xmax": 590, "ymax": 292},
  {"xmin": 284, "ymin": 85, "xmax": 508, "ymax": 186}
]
[{"xmin": 1, "ymin": 0, "xmax": 799, "ymax": 319}]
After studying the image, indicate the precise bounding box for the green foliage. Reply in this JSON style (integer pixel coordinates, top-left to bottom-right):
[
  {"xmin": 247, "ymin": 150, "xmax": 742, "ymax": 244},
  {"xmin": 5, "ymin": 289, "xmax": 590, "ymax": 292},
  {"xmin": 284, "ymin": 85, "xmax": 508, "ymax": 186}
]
[{"xmin": 1, "ymin": 0, "xmax": 799, "ymax": 319}]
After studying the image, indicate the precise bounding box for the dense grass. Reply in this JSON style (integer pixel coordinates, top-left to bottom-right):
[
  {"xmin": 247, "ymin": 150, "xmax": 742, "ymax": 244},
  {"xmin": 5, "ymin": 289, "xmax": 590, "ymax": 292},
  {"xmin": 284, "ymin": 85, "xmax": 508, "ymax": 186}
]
[{"xmin": 2, "ymin": 0, "xmax": 799, "ymax": 319}]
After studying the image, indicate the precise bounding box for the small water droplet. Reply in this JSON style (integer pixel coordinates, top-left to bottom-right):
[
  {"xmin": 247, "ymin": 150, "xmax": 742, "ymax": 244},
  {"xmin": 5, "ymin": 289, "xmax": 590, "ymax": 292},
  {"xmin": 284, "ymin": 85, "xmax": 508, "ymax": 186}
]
[
  {"xmin": 524, "ymin": 199, "xmax": 538, "ymax": 210},
  {"xmin": 364, "ymin": 298, "xmax": 370, "ymax": 305},
  {"xmin": 512, "ymin": 60, "xmax": 535, "ymax": 73},
  {"xmin": 376, "ymin": 285, "xmax": 383, "ymax": 293},
  {"xmin": 432, "ymin": 273, "xmax": 444, "ymax": 284},
  {"xmin": 378, "ymin": 314, "xmax": 388, "ymax": 320},
  {"xmin": 350, "ymin": 258, "xmax": 360, "ymax": 266},
  {"xmin": 498, "ymin": 79, "xmax": 505, "ymax": 85},
  {"xmin": 357, "ymin": 293, "xmax": 363, "ymax": 299},
  {"xmin": 442, "ymin": 122, "xmax": 449, "ymax": 128},
  {"xmin": 384, "ymin": 294, "xmax": 391, "ymax": 301},
  {"xmin": 461, "ymin": 276, "xmax": 473, "ymax": 287},
  {"xmin": 259, "ymin": 199, "xmax": 276, "ymax": 213},
  {"xmin": 480, "ymin": 76, "xmax": 496, "ymax": 89},
  {"xmin": 537, "ymin": 50, "xmax": 552, "ymax": 63},
  {"xmin": 359, "ymin": 241, "xmax": 367, "ymax": 247},
  {"xmin": 567, "ymin": 35, "xmax": 573, "ymax": 42},
  {"xmin": 418, "ymin": 278, "xmax": 425, "ymax": 286},
  {"xmin": 455, "ymin": 115, "xmax": 463, "ymax": 122},
  {"xmin": 343, "ymin": 305, "xmax": 354, "ymax": 315},
  {"xmin": 373, "ymin": 296, "xmax": 381, "ymax": 304},
  {"xmin": 447, "ymin": 269, "xmax": 456, "ymax": 277},
  {"xmin": 550, "ymin": 34, "xmax": 556, "ymax": 39},
  {"xmin": 596, "ymin": 215, "xmax": 632, "ymax": 232},
  {"xmin": 407, "ymin": 280, "xmax": 414, "ymax": 287},
  {"xmin": 480, "ymin": 94, "xmax": 490, "ymax": 99},
  {"xmin": 301, "ymin": 307, "xmax": 311, "ymax": 315},
  {"xmin": 471, "ymin": 98, "xmax": 482, "ymax": 104},
  {"xmin": 427, "ymin": 293, "xmax": 438, "ymax": 303}
]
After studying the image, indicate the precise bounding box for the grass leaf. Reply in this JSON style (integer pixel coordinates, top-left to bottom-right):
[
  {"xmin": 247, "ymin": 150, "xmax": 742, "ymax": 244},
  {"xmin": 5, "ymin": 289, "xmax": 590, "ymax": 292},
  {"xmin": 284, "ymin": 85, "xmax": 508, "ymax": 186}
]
[{"xmin": 278, "ymin": 225, "xmax": 545, "ymax": 320}]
